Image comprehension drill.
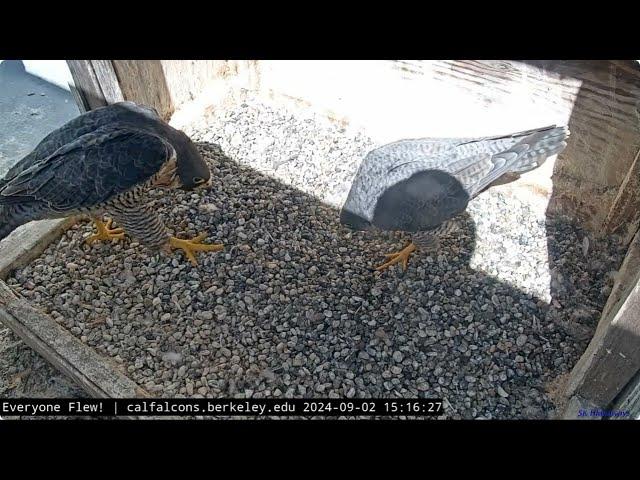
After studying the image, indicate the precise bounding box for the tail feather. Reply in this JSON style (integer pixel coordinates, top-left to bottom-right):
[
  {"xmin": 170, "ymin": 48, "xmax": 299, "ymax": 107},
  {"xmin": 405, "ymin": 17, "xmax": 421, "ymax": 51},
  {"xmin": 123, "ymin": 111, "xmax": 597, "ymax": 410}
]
[
  {"xmin": 509, "ymin": 126, "xmax": 569, "ymax": 173},
  {"xmin": 469, "ymin": 125, "xmax": 569, "ymax": 196}
]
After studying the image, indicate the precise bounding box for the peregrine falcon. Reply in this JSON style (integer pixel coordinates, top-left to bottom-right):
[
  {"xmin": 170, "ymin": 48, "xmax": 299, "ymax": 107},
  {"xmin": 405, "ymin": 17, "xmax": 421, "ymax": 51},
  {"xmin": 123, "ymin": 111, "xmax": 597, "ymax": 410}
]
[
  {"xmin": 340, "ymin": 125, "xmax": 569, "ymax": 272},
  {"xmin": 0, "ymin": 101, "xmax": 223, "ymax": 266}
]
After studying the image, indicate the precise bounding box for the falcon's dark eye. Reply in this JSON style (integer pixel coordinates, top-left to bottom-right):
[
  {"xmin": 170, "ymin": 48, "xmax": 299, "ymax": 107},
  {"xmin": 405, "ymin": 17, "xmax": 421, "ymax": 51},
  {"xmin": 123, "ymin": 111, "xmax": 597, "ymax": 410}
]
[{"xmin": 193, "ymin": 177, "xmax": 206, "ymax": 185}]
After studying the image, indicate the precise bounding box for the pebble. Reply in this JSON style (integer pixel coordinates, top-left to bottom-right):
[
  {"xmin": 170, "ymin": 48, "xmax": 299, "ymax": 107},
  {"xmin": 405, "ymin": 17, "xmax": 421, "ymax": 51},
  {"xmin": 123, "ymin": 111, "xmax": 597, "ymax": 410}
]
[{"xmin": 497, "ymin": 386, "xmax": 509, "ymax": 398}]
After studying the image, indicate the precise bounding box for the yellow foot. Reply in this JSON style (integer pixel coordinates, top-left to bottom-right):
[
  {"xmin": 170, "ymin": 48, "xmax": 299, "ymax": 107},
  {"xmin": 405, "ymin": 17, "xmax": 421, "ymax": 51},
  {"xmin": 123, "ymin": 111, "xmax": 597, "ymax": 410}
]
[
  {"xmin": 375, "ymin": 242, "xmax": 417, "ymax": 272},
  {"xmin": 169, "ymin": 233, "xmax": 224, "ymax": 266},
  {"xmin": 86, "ymin": 218, "xmax": 125, "ymax": 245}
]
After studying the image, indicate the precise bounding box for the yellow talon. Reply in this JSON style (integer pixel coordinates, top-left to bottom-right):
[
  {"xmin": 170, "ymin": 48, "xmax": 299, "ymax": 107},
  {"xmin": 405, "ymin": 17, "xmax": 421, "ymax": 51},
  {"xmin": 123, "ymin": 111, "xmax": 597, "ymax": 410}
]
[
  {"xmin": 375, "ymin": 242, "xmax": 417, "ymax": 272},
  {"xmin": 169, "ymin": 234, "xmax": 224, "ymax": 266},
  {"xmin": 85, "ymin": 217, "xmax": 125, "ymax": 245}
]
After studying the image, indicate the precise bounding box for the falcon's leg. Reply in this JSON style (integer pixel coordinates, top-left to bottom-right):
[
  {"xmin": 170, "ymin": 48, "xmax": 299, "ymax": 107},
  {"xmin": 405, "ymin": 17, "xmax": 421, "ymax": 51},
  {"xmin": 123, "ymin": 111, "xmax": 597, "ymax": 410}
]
[
  {"xmin": 109, "ymin": 203, "xmax": 224, "ymax": 266},
  {"xmin": 85, "ymin": 216, "xmax": 125, "ymax": 245},
  {"xmin": 375, "ymin": 242, "xmax": 417, "ymax": 272},
  {"xmin": 375, "ymin": 223, "xmax": 451, "ymax": 272}
]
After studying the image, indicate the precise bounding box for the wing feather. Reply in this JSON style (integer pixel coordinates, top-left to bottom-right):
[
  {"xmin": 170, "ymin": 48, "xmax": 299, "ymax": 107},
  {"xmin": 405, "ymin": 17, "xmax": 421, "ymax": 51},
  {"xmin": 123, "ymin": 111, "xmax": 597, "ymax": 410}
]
[{"xmin": 0, "ymin": 126, "xmax": 175, "ymax": 213}]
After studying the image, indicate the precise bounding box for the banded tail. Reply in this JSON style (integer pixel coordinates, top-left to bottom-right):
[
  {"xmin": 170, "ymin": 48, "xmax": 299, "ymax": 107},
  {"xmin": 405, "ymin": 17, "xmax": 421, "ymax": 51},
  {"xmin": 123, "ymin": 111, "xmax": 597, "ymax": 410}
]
[
  {"xmin": 507, "ymin": 125, "xmax": 569, "ymax": 174},
  {"xmin": 470, "ymin": 125, "xmax": 569, "ymax": 196}
]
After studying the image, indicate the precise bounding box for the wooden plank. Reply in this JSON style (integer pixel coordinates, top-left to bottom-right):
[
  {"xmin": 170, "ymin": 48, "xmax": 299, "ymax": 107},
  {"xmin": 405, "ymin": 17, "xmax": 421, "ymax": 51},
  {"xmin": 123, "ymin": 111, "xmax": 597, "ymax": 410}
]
[
  {"xmin": 571, "ymin": 289, "xmax": 640, "ymax": 408},
  {"xmin": 68, "ymin": 82, "xmax": 89, "ymax": 114},
  {"xmin": 90, "ymin": 60, "xmax": 124, "ymax": 104},
  {"xmin": 66, "ymin": 60, "xmax": 108, "ymax": 111},
  {"xmin": 610, "ymin": 60, "xmax": 640, "ymax": 79},
  {"xmin": 612, "ymin": 369, "xmax": 640, "ymax": 419},
  {"xmin": 0, "ymin": 281, "xmax": 149, "ymax": 399},
  {"xmin": 111, "ymin": 60, "xmax": 174, "ymax": 120},
  {"xmin": 67, "ymin": 60, "xmax": 125, "ymax": 113},
  {"xmin": 0, "ymin": 217, "xmax": 78, "ymax": 281}
]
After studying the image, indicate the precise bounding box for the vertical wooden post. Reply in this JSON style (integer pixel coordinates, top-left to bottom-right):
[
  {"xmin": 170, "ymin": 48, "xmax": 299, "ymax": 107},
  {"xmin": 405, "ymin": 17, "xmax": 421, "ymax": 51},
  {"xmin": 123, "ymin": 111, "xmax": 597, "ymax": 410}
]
[
  {"xmin": 111, "ymin": 60, "xmax": 174, "ymax": 120},
  {"xmin": 67, "ymin": 60, "xmax": 174, "ymax": 121},
  {"xmin": 66, "ymin": 60, "xmax": 124, "ymax": 112}
]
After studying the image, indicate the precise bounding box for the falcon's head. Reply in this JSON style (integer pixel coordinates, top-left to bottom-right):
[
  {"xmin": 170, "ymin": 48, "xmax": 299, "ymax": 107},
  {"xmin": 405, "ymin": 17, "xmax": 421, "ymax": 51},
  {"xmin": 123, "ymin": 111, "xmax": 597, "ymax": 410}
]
[
  {"xmin": 115, "ymin": 102, "xmax": 212, "ymax": 191},
  {"xmin": 172, "ymin": 130, "xmax": 212, "ymax": 191},
  {"xmin": 339, "ymin": 207, "xmax": 373, "ymax": 231}
]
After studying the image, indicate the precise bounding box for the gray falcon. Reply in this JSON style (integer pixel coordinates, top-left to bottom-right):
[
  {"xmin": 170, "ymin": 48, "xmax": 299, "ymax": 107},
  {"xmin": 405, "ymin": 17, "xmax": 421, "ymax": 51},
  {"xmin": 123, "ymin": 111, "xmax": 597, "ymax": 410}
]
[
  {"xmin": 340, "ymin": 125, "xmax": 569, "ymax": 272},
  {"xmin": 0, "ymin": 101, "xmax": 223, "ymax": 266}
]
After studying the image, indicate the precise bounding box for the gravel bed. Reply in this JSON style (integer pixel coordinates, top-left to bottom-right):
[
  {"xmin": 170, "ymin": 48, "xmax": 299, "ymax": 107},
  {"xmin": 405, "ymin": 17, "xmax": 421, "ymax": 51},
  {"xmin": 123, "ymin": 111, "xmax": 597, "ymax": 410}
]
[
  {"xmin": 0, "ymin": 328, "xmax": 85, "ymax": 420},
  {"xmin": 4, "ymin": 97, "xmax": 626, "ymax": 419}
]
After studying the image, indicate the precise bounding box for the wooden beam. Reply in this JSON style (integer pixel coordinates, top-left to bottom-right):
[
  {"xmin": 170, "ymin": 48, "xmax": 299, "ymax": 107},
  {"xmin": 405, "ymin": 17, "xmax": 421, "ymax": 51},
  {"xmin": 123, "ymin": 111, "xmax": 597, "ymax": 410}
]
[
  {"xmin": 66, "ymin": 60, "xmax": 124, "ymax": 112},
  {"xmin": 111, "ymin": 60, "xmax": 174, "ymax": 120},
  {"xmin": 0, "ymin": 281, "xmax": 149, "ymax": 399},
  {"xmin": 610, "ymin": 60, "xmax": 640, "ymax": 79},
  {"xmin": 611, "ymin": 369, "xmax": 640, "ymax": 419},
  {"xmin": 90, "ymin": 60, "xmax": 125, "ymax": 104},
  {"xmin": 0, "ymin": 217, "xmax": 78, "ymax": 281},
  {"xmin": 66, "ymin": 60, "xmax": 107, "ymax": 112}
]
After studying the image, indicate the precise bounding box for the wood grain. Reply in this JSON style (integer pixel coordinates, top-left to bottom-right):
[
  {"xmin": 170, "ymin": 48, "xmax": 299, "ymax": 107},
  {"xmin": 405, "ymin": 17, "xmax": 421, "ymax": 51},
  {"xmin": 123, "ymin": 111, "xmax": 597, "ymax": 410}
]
[
  {"xmin": 66, "ymin": 60, "xmax": 107, "ymax": 111},
  {"xmin": 111, "ymin": 60, "xmax": 174, "ymax": 120},
  {"xmin": 90, "ymin": 60, "xmax": 124, "ymax": 104}
]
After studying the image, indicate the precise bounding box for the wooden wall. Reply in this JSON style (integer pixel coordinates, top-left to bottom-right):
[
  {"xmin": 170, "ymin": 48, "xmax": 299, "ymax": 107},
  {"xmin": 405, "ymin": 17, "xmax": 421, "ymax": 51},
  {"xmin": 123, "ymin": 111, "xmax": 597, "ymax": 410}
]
[{"xmin": 159, "ymin": 60, "xmax": 238, "ymax": 110}]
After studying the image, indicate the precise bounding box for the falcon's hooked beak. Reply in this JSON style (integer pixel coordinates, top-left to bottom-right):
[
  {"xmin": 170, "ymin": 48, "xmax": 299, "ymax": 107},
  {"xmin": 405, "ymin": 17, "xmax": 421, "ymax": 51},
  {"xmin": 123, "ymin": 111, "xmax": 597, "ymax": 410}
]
[
  {"xmin": 182, "ymin": 176, "xmax": 212, "ymax": 191},
  {"xmin": 339, "ymin": 208, "xmax": 372, "ymax": 231}
]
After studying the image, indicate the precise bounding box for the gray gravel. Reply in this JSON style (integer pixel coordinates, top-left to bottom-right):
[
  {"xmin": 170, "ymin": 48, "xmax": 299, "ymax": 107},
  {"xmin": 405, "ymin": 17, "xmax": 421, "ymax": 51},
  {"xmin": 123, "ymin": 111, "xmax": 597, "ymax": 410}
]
[
  {"xmin": 3, "ymin": 96, "xmax": 626, "ymax": 419},
  {"xmin": 0, "ymin": 327, "xmax": 84, "ymax": 419},
  {"xmin": 0, "ymin": 327, "xmax": 82, "ymax": 398}
]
